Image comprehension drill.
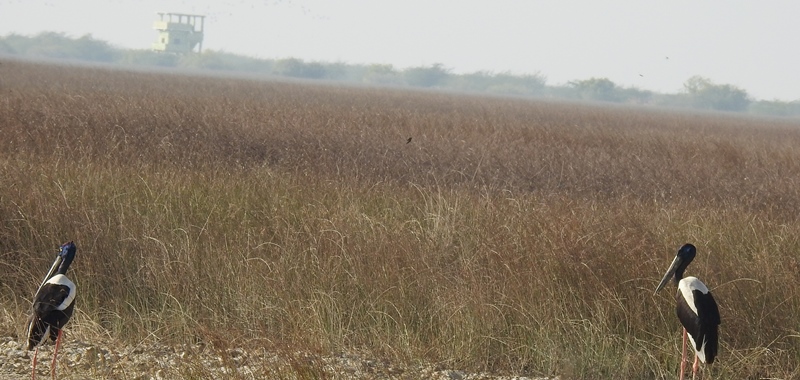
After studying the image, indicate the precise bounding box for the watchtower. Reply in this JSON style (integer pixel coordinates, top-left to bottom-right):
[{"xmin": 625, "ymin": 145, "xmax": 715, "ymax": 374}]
[{"xmin": 152, "ymin": 12, "xmax": 205, "ymax": 54}]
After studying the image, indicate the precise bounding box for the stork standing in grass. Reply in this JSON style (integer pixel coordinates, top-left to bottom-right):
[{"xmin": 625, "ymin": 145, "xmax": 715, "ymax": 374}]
[
  {"xmin": 655, "ymin": 243, "xmax": 720, "ymax": 380},
  {"xmin": 26, "ymin": 241, "xmax": 77, "ymax": 380}
]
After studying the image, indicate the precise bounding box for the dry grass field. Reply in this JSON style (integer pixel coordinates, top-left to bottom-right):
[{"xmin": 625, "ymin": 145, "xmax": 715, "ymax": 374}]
[{"xmin": 1, "ymin": 59, "xmax": 799, "ymax": 379}]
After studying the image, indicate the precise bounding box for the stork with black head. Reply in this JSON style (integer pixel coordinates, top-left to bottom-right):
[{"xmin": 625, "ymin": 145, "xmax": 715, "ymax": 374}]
[
  {"xmin": 26, "ymin": 241, "xmax": 77, "ymax": 380},
  {"xmin": 655, "ymin": 243, "xmax": 720, "ymax": 380}
]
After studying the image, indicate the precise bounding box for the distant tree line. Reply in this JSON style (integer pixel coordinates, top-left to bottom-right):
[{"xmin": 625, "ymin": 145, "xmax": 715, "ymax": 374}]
[{"xmin": 2, "ymin": 32, "xmax": 799, "ymax": 117}]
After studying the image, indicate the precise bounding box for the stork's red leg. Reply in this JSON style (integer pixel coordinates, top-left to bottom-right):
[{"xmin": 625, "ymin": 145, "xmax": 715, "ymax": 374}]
[
  {"xmin": 680, "ymin": 328, "xmax": 687, "ymax": 380},
  {"xmin": 51, "ymin": 330, "xmax": 63, "ymax": 380},
  {"xmin": 692, "ymin": 354, "xmax": 700, "ymax": 380},
  {"xmin": 31, "ymin": 346, "xmax": 39, "ymax": 380}
]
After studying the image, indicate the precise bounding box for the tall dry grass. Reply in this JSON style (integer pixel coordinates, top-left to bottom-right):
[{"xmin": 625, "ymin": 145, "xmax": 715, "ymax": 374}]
[{"xmin": 1, "ymin": 59, "xmax": 799, "ymax": 378}]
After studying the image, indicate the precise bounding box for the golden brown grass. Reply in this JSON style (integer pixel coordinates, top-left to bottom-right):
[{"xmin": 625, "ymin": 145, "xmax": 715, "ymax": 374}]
[{"xmin": 1, "ymin": 59, "xmax": 799, "ymax": 378}]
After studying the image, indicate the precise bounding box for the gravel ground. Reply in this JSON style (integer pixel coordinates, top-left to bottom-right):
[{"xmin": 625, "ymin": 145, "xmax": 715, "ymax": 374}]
[{"xmin": 1, "ymin": 336, "xmax": 557, "ymax": 380}]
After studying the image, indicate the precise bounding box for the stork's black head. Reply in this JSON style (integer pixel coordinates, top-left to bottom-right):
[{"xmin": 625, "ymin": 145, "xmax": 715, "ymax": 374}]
[
  {"xmin": 676, "ymin": 243, "xmax": 696, "ymax": 264},
  {"xmin": 56, "ymin": 241, "xmax": 76, "ymax": 275},
  {"xmin": 654, "ymin": 243, "xmax": 697, "ymax": 294}
]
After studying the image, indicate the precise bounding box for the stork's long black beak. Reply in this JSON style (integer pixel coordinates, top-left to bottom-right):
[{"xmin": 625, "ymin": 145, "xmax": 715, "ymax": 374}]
[
  {"xmin": 654, "ymin": 255, "xmax": 683, "ymax": 294},
  {"xmin": 34, "ymin": 256, "xmax": 63, "ymax": 296}
]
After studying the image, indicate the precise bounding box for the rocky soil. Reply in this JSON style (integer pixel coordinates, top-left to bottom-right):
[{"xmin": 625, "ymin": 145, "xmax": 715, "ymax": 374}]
[{"xmin": 1, "ymin": 336, "xmax": 557, "ymax": 380}]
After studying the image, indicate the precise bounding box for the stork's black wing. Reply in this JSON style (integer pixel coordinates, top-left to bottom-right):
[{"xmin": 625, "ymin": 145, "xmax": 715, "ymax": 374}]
[
  {"xmin": 676, "ymin": 291, "xmax": 701, "ymax": 341},
  {"xmin": 32, "ymin": 283, "xmax": 71, "ymax": 314},
  {"xmin": 693, "ymin": 289, "xmax": 720, "ymax": 363}
]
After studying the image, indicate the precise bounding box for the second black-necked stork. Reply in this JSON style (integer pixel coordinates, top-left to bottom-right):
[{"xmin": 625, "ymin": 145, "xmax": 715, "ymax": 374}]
[
  {"xmin": 26, "ymin": 241, "xmax": 77, "ymax": 380},
  {"xmin": 655, "ymin": 243, "xmax": 720, "ymax": 380}
]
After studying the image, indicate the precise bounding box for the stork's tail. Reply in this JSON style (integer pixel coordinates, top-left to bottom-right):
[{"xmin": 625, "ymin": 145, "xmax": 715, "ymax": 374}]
[
  {"xmin": 704, "ymin": 327, "xmax": 719, "ymax": 364},
  {"xmin": 25, "ymin": 315, "xmax": 48, "ymax": 351}
]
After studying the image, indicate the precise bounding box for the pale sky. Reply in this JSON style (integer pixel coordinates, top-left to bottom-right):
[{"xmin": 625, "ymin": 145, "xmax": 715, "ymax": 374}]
[{"xmin": 1, "ymin": 1, "xmax": 798, "ymax": 101}]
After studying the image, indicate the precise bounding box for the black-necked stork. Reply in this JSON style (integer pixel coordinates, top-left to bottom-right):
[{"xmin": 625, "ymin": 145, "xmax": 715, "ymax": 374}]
[
  {"xmin": 26, "ymin": 241, "xmax": 77, "ymax": 380},
  {"xmin": 655, "ymin": 243, "xmax": 720, "ymax": 380}
]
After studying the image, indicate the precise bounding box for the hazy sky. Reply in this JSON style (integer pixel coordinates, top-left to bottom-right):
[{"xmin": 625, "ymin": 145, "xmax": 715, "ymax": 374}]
[{"xmin": 1, "ymin": 1, "xmax": 798, "ymax": 101}]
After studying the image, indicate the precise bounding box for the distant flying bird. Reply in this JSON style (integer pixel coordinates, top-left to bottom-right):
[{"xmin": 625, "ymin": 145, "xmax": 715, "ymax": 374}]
[
  {"xmin": 406, "ymin": 137, "xmax": 412, "ymax": 144},
  {"xmin": 26, "ymin": 242, "xmax": 77, "ymax": 380},
  {"xmin": 655, "ymin": 244, "xmax": 720, "ymax": 380}
]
